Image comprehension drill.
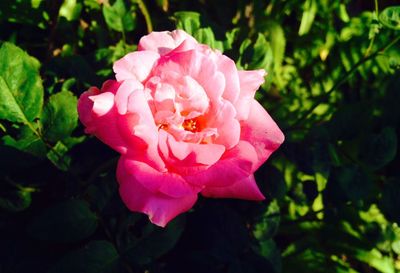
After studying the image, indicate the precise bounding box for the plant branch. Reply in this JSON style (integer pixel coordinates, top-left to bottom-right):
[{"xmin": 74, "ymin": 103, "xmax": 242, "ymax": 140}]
[{"xmin": 287, "ymin": 34, "xmax": 400, "ymax": 129}]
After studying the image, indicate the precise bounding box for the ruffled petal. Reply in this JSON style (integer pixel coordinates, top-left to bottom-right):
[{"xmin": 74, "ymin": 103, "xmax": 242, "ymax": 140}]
[
  {"xmin": 184, "ymin": 140, "xmax": 258, "ymax": 187},
  {"xmin": 114, "ymin": 80, "xmax": 144, "ymax": 115},
  {"xmin": 115, "ymin": 87, "xmax": 165, "ymax": 169},
  {"xmin": 113, "ymin": 51, "xmax": 160, "ymax": 82},
  {"xmin": 207, "ymin": 100, "xmax": 240, "ymax": 149},
  {"xmin": 138, "ymin": 30, "xmax": 197, "ymax": 55},
  {"xmin": 167, "ymin": 133, "xmax": 225, "ymax": 165},
  {"xmin": 235, "ymin": 69, "xmax": 266, "ymax": 120},
  {"xmin": 117, "ymin": 158, "xmax": 198, "ymax": 227},
  {"xmin": 201, "ymin": 175, "xmax": 265, "ymax": 201},
  {"xmin": 240, "ymin": 100, "xmax": 284, "ymax": 169}
]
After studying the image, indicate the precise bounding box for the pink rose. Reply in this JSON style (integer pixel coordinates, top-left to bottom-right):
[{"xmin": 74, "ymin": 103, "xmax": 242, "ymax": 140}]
[{"xmin": 78, "ymin": 30, "xmax": 284, "ymax": 227}]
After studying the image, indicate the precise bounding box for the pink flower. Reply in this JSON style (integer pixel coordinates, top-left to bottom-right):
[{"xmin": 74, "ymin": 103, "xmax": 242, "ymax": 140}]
[{"xmin": 78, "ymin": 30, "xmax": 284, "ymax": 227}]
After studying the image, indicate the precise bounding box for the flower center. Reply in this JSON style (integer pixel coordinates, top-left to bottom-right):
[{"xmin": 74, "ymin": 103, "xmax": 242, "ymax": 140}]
[{"xmin": 182, "ymin": 118, "xmax": 201, "ymax": 132}]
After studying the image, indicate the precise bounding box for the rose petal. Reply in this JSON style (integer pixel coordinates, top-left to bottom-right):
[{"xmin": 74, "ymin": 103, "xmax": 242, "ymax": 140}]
[
  {"xmin": 118, "ymin": 156, "xmax": 200, "ymax": 197},
  {"xmin": 138, "ymin": 30, "xmax": 197, "ymax": 55},
  {"xmin": 167, "ymin": 133, "xmax": 225, "ymax": 165},
  {"xmin": 77, "ymin": 88, "xmax": 128, "ymax": 154},
  {"xmin": 184, "ymin": 140, "xmax": 258, "ymax": 187},
  {"xmin": 235, "ymin": 69, "xmax": 266, "ymax": 120},
  {"xmin": 113, "ymin": 51, "xmax": 160, "ymax": 82},
  {"xmin": 201, "ymin": 175, "xmax": 265, "ymax": 201},
  {"xmin": 77, "ymin": 87, "xmax": 99, "ymax": 127},
  {"xmin": 115, "ymin": 80, "xmax": 144, "ymax": 115},
  {"xmin": 207, "ymin": 101, "xmax": 240, "ymax": 149},
  {"xmin": 216, "ymin": 54, "xmax": 240, "ymax": 104},
  {"xmin": 240, "ymin": 100, "xmax": 285, "ymax": 170},
  {"xmin": 118, "ymin": 158, "xmax": 198, "ymax": 227}
]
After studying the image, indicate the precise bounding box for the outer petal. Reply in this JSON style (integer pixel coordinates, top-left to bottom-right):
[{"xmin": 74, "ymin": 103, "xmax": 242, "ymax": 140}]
[
  {"xmin": 113, "ymin": 51, "xmax": 160, "ymax": 82},
  {"xmin": 184, "ymin": 140, "xmax": 258, "ymax": 187},
  {"xmin": 117, "ymin": 158, "xmax": 198, "ymax": 227},
  {"xmin": 118, "ymin": 156, "xmax": 200, "ymax": 197},
  {"xmin": 240, "ymin": 100, "xmax": 285, "ymax": 170},
  {"xmin": 138, "ymin": 30, "xmax": 198, "ymax": 55},
  {"xmin": 215, "ymin": 54, "xmax": 240, "ymax": 104},
  {"xmin": 77, "ymin": 84, "xmax": 128, "ymax": 155},
  {"xmin": 235, "ymin": 69, "xmax": 266, "ymax": 120},
  {"xmin": 201, "ymin": 175, "xmax": 265, "ymax": 201}
]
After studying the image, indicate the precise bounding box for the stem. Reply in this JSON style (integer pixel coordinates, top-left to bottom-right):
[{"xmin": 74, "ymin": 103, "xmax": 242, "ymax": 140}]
[
  {"xmin": 121, "ymin": 27, "xmax": 127, "ymax": 54},
  {"xmin": 288, "ymin": 34, "xmax": 400, "ymax": 129},
  {"xmin": 364, "ymin": 0, "xmax": 380, "ymax": 57},
  {"xmin": 136, "ymin": 0, "xmax": 153, "ymax": 33}
]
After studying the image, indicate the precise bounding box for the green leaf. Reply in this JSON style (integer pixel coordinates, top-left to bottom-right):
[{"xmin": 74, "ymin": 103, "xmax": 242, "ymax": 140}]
[
  {"xmin": 173, "ymin": 11, "xmax": 201, "ymax": 35},
  {"xmin": 258, "ymin": 239, "xmax": 282, "ymax": 273},
  {"xmin": 359, "ymin": 127, "xmax": 397, "ymax": 170},
  {"xmin": 193, "ymin": 27, "xmax": 224, "ymax": 51},
  {"xmin": 253, "ymin": 200, "xmax": 280, "ymax": 241},
  {"xmin": 239, "ymin": 33, "xmax": 273, "ymax": 70},
  {"xmin": 331, "ymin": 166, "xmax": 373, "ymax": 202},
  {"xmin": 264, "ymin": 20, "xmax": 286, "ymax": 87},
  {"xmin": 354, "ymin": 248, "xmax": 395, "ymax": 273},
  {"xmin": 59, "ymin": 0, "xmax": 82, "ymax": 21},
  {"xmin": 46, "ymin": 141, "xmax": 71, "ymax": 171},
  {"xmin": 48, "ymin": 240, "xmax": 122, "ymax": 273},
  {"xmin": 102, "ymin": 0, "xmax": 136, "ymax": 32},
  {"xmin": 2, "ymin": 125, "xmax": 47, "ymax": 158},
  {"xmin": 298, "ymin": 0, "xmax": 317, "ymax": 36},
  {"xmin": 41, "ymin": 90, "xmax": 78, "ymax": 142},
  {"xmin": 379, "ymin": 6, "xmax": 400, "ymax": 30},
  {"xmin": 0, "ymin": 188, "xmax": 32, "ymax": 212},
  {"xmin": 0, "ymin": 42, "xmax": 44, "ymax": 124},
  {"xmin": 28, "ymin": 199, "xmax": 98, "ymax": 243}
]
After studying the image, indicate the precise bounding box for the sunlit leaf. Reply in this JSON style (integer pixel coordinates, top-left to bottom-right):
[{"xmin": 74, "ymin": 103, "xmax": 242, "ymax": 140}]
[
  {"xmin": 102, "ymin": 0, "xmax": 136, "ymax": 32},
  {"xmin": 298, "ymin": 0, "xmax": 317, "ymax": 36},
  {"xmin": 379, "ymin": 6, "xmax": 400, "ymax": 30},
  {"xmin": 0, "ymin": 42, "xmax": 43, "ymax": 123},
  {"xmin": 41, "ymin": 90, "xmax": 78, "ymax": 142}
]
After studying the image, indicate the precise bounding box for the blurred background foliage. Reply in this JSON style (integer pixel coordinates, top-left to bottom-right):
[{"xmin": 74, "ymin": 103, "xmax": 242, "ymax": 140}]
[{"xmin": 0, "ymin": 0, "xmax": 400, "ymax": 272}]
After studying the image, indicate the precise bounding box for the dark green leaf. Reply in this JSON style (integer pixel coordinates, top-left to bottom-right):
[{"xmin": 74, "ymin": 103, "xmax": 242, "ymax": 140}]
[
  {"xmin": 0, "ymin": 42, "xmax": 43, "ymax": 123},
  {"xmin": 41, "ymin": 90, "xmax": 78, "ymax": 142},
  {"xmin": 2, "ymin": 125, "xmax": 47, "ymax": 157},
  {"xmin": 48, "ymin": 240, "xmax": 122, "ymax": 273},
  {"xmin": 46, "ymin": 141, "xmax": 71, "ymax": 171},
  {"xmin": 330, "ymin": 166, "xmax": 373, "ymax": 202},
  {"xmin": 0, "ymin": 188, "xmax": 32, "ymax": 212},
  {"xmin": 28, "ymin": 199, "xmax": 98, "ymax": 243},
  {"xmin": 359, "ymin": 127, "xmax": 397, "ymax": 170},
  {"xmin": 122, "ymin": 216, "xmax": 185, "ymax": 265}
]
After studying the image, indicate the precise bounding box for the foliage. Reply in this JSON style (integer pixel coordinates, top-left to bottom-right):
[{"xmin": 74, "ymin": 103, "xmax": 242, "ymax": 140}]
[{"xmin": 0, "ymin": 0, "xmax": 400, "ymax": 272}]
